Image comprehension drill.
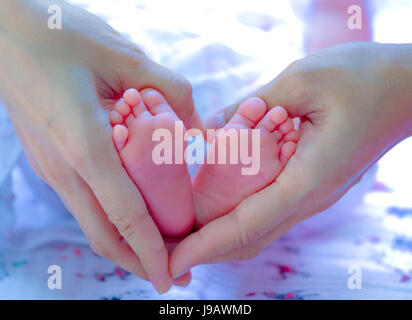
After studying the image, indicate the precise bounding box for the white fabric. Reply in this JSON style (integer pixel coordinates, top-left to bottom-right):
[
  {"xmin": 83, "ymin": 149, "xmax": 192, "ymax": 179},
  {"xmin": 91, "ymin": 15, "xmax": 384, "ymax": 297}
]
[{"xmin": 0, "ymin": 0, "xmax": 411, "ymax": 299}]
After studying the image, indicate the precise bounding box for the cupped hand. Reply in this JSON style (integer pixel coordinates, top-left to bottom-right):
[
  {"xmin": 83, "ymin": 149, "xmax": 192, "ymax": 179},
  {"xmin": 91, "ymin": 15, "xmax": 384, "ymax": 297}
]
[
  {"xmin": 170, "ymin": 42, "xmax": 412, "ymax": 277},
  {"xmin": 0, "ymin": 0, "xmax": 201, "ymax": 293}
]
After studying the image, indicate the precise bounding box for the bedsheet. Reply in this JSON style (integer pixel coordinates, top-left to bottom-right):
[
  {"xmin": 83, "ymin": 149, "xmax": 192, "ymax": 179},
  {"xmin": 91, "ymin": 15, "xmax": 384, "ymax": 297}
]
[{"xmin": 0, "ymin": 0, "xmax": 411, "ymax": 300}]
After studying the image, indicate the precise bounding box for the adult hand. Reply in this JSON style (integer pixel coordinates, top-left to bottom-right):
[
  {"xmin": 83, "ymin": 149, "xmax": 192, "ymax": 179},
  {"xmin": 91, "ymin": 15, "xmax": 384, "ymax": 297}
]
[
  {"xmin": 170, "ymin": 42, "xmax": 412, "ymax": 277},
  {"xmin": 0, "ymin": 0, "xmax": 201, "ymax": 293}
]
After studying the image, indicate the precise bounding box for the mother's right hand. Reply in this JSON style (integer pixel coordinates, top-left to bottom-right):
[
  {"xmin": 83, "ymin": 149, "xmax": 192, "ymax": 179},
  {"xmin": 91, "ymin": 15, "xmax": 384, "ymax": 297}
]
[{"xmin": 170, "ymin": 42, "xmax": 412, "ymax": 276}]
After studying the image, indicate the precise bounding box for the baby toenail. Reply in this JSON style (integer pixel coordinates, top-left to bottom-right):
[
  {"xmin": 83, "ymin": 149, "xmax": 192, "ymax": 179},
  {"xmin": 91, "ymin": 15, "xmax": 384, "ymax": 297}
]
[
  {"xmin": 272, "ymin": 106, "xmax": 284, "ymax": 112},
  {"xmin": 271, "ymin": 106, "xmax": 287, "ymax": 119},
  {"xmin": 115, "ymin": 99, "xmax": 130, "ymax": 116},
  {"xmin": 123, "ymin": 88, "xmax": 141, "ymax": 106},
  {"xmin": 142, "ymin": 89, "xmax": 160, "ymax": 98},
  {"xmin": 109, "ymin": 110, "xmax": 123, "ymax": 125}
]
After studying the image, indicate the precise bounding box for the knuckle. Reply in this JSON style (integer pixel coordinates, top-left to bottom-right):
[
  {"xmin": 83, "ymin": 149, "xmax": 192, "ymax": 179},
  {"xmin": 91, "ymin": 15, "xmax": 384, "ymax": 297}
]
[
  {"xmin": 52, "ymin": 114, "xmax": 109, "ymax": 180},
  {"xmin": 230, "ymin": 212, "xmax": 261, "ymax": 249},
  {"xmin": 124, "ymin": 54, "xmax": 143, "ymax": 70},
  {"xmin": 242, "ymin": 225, "xmax": 263, "ymax": 247},
  {"xmin": 139, "ymin": 242, "xmax": 167, "ymax": 266},
  {"xmin": 225, "ymin": 214, "xmax": 245, "ymax": 249},
  {"xmin": 114, "ymin": 42, "xmax": 146, "ymax": 70},
  {"xmin": 236, "ymin": 246, "xmax": 262, "ymax": 261},
  {"xmin": 67, "ymin": 148, "xmax": 88, "ymax": 173},
  {"xmin": 196, "ymin": 227, "xmax": 210, "ymax": 248},
  {"xmin": 179, "ymin": 77, "xmax": 193, "ymax": 97},
  {"xmin": 230, "ymin": 205, "xmax": 265, "ymax": 249},
  {"xmin": 276, "ymin": 57, "xmax": 320, "ymax": 102},
  {"xmin": 108, "ymin": 214, "xmax": 135, "ymax": 239}
]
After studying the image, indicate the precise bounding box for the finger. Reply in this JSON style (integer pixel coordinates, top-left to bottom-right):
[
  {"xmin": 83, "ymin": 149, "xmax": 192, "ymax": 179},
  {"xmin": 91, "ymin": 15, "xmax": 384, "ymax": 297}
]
[
  {"xmin": 76, "ymin": 132, "xmax": 172, "ymax": 293},
  {"xmin": 172, "ymin": 271, "xmax": 192, "ymax": 287},
  {"xmin": 62, "ymin": 173, "xmax": 150, "ymax": 280},
  {"xmin": 59, "ymin": 86, "xmax": 172, "ymax": 294},
  {"xmin": 174, "ymin": 127, "xmax": 358, "ymax": 268},
  {"xmin": 205, "ymin": 66, "xmax": 312, "ymax": 129},
  {"xmin": 122, "ymin": 57, "xmax": 204, "ymax": 131},
  {"xmin": 205, "ymin": 174, "xmax": 363, "ymax": 264},
  {"xmin": 201, "ymin": 210, "xmax": 304, "ymax": 264}
]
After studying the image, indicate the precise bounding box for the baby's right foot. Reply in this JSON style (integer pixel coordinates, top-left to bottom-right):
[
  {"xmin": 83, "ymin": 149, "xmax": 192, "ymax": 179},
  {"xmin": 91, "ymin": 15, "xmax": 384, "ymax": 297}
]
[
  {"xmin": 109, "ymin": 88, "xmax": 194, "ymax": 237},
  {"xmin": 193, "ymin": 97, "xmax": 298, "ymax": 227}
]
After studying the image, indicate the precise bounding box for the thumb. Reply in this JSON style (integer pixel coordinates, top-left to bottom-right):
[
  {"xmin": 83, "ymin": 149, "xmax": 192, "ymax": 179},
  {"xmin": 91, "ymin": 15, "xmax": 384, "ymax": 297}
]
[
  {"xmin": 205, "ymin": 70, "xmax": 310, "ymax": 129},
  {"xmin": 122, "ymin": 57, "xmax": 204, "ymax": 131}
]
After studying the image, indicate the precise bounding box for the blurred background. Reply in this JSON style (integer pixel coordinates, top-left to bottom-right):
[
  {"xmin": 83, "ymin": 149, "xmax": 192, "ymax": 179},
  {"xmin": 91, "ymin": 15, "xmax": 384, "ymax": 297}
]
[{"xmin": 0, "ymin": 0, "xmax": 411, "ymax": 299}]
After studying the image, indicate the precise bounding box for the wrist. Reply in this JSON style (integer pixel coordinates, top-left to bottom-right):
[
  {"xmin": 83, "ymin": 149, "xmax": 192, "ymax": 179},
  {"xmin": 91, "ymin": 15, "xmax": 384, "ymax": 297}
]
[
  {"xmin": 391, "ymin": 44, "xmax": 412, "ymax": 138},
  {"xmin": 378, "ymin": 43, "xmax": 412, "ymax": 140}
]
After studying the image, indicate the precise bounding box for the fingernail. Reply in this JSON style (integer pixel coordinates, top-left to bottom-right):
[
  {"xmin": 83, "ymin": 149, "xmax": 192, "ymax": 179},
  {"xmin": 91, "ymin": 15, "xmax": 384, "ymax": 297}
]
[
  {"xmin": 172, "ymin": 272, "xmax": 192, "ymax": 287},
  {"xmin": 150, "ymin": 275, "xmax": 172, "ymax": 295},
  {"xmin": 172, "ymin": 269, "xmax": 188, "ymax": 280},
  {"xmin": 141, "ymin": 89, "xmax": 158, "ymax": 98}
]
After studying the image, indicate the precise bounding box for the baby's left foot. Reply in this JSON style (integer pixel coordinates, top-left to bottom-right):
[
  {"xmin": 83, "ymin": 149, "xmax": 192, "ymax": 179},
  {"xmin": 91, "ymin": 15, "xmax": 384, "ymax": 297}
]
[{"xmin": 193, "ymin": 97, "xmax": 298, "ymax": 227}]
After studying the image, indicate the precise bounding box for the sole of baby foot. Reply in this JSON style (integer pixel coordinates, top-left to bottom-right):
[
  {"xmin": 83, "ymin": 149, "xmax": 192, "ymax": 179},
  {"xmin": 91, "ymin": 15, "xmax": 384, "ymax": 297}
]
[
  {"xmin": 193, "ymin": 97, "xmax": 298, "ymax": 228},
  {"xmin": 110, "ymin": 88, "xmax": 195, "ymax": 237}
]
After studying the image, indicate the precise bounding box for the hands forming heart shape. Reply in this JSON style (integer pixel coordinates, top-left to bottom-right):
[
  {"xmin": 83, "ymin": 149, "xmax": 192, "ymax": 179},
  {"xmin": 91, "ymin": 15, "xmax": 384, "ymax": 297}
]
[
  {"xmin": 108, "ymin": 87, "xmax": 299, "ymax": 289},
  {"xmin": 2, "ymin": 0, "xmax": 412, "ymax": 294},
  {"xmin": 109, "ymin": 87, "xmax": 299, "ymax": 239}
]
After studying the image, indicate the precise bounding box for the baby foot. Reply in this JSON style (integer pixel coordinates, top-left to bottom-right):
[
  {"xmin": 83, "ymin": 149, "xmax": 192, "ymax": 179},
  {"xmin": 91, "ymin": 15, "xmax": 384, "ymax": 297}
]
[
  {"xmin": 109, "ymin": 88, "xmax": 194, "ymax": 237},
  {"xmin": 193, "ymin": 97, "xmax": 298, "ymax": 227}
]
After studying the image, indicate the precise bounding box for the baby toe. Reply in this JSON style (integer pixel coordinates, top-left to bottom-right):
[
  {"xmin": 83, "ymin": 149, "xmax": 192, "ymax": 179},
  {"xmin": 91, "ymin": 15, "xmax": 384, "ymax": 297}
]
[
  {"xmin": 280, "ymin": 141, "xmax": 297, "ymax": 164},
  {"xmin": 114, "ymin": 99, "xmax": 131, "ymax": 117},
  {"xmin": 283, "ymin": 130, "xmax": 299, "ymax": 143},
  {"xmin": 113, "ymin": 124, "xmax": 129, "ymax": 151},
  {"xmin": 123, "ymin": 88, "xmax": 141, "ymax": 107},
  {"xmin": 278, "ymin": 118, "xmax": 295, "ymax": 136},
  {"xmin": 109, "ymin": 110, "xmax": 123, "ymax": 126},
  {"xmin": 227, "ymin": 97, "xmax": 267, "ymax": 129},
  {"xmin": 256, "ymin": 106, "xmax": 288, "ymax": 132},
  {"xmin": 141, "ymin": 89, "xmax": 176, "ymax": 116}
]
